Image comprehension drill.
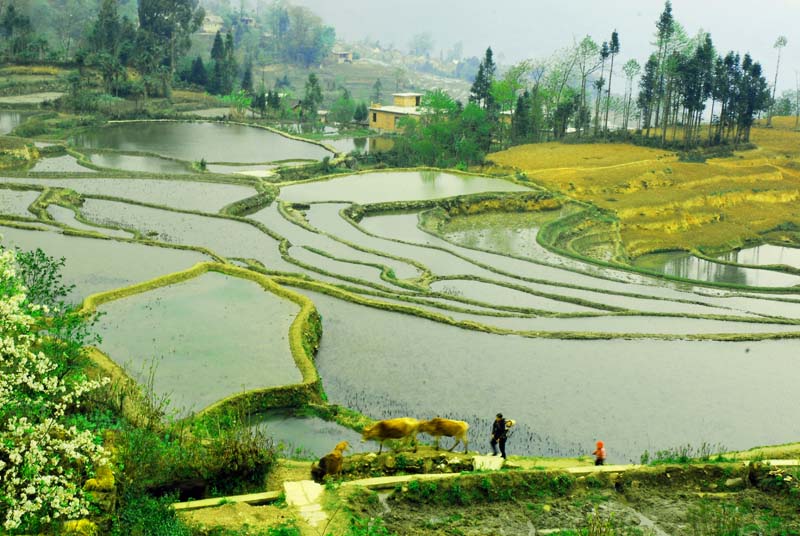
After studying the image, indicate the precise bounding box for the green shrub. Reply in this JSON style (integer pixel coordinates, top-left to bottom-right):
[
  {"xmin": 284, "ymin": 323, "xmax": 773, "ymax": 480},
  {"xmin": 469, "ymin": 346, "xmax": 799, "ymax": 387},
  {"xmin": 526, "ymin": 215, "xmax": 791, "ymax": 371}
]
[{"xmin": 112, "ymin": 493, "xmax": 192, "ymax": 536}]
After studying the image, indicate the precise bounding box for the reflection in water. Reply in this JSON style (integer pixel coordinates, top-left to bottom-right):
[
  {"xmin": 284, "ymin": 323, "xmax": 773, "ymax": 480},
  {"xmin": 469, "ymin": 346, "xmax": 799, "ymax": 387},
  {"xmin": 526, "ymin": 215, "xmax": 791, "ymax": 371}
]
[
  {"xmin": 0, "ymin": 110, "xmax": 32, "ymax": 135},
  {"xmin": 720, "ymin": 244, "xmax": 800, "ymax": 269},
  {"xmin": 90, "ymin": 153, "xmax": 190, "ymax": 174},
  {"xmin": 72, "ymin": 121, "xmax": 332, "ymax": 163},
  {"xmin": 634, "ymin": 251, "xmax": 800, "ymax": 287},
  {"xmin": 247, "ymin": 410, "xmax": 369, "ymax": 459},
  {"xmin": 278, "ymin": 171, "xmax": 529, "ymax": 204}
]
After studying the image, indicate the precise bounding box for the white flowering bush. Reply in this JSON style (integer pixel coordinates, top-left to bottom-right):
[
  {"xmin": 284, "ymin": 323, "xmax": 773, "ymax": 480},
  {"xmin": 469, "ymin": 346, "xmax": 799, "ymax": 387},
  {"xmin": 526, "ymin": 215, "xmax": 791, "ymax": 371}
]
[{"xmin": 0, "ymin": 248, "xmax": 108, "ymax": 532}]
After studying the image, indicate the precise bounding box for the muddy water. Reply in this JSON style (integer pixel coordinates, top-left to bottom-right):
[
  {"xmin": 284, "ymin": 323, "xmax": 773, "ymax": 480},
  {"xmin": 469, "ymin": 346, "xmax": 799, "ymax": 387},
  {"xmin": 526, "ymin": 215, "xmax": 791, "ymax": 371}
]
[
  {"xmin": 96, "ymin": 273, "xmax": 301, "ymax": 414},
  {"xmin": 719, "ymin": 244, "xmax": 800, "ymax": 269},
  {"xmin": 278, "ymin": 171, "xmax": 530, "ymax": 204},
  {"xmin": 302, "ymin": 289, "xmax": 800, "ymax": 462},
  {"xmin": 0, "ymin": 177, "xmax": 255, "ymax": 212},
  {"xmin": 0, "ymin": 225, "xmax": 209, "ymax": 303},
  {"xmin": 72, "ymin": 122, "xmax": 332, "ymax": 163},
  {"xmin": 634, "ymin": 251, "xmax": 800, "ymax": 288}
]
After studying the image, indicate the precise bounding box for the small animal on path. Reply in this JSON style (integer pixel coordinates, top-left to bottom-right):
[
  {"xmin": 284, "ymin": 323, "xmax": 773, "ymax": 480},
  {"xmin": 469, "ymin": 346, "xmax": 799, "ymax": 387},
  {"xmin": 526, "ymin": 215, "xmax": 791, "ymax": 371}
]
[{"xmin": 311, "ymin": 440, "xmax": 351, "ymax": 482}]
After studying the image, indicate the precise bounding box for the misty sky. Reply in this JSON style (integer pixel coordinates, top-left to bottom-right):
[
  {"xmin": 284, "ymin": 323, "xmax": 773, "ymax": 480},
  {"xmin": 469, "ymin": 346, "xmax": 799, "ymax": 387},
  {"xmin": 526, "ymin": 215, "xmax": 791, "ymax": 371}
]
[{"xmin": 290, "ymin": 0, "xmax": 799, "ymax": 93}]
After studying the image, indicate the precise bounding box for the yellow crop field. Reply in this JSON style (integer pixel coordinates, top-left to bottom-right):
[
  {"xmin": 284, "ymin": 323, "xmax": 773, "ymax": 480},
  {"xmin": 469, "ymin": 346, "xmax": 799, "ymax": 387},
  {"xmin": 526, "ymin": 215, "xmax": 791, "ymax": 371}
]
[{"xmin": 488, "ymin": 120, "xmax": 800, "ymax": 258}]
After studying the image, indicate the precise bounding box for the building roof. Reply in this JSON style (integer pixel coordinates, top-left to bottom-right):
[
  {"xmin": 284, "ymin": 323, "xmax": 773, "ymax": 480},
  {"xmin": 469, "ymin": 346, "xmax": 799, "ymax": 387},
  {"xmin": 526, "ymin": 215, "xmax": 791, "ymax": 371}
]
[
  {"xmin": 369, "ymin": 105, "xmax": 420, "ymax": 116},
  {"xmin": 392, "ymin": 92, "xmax": 423, "ymax": 97}
]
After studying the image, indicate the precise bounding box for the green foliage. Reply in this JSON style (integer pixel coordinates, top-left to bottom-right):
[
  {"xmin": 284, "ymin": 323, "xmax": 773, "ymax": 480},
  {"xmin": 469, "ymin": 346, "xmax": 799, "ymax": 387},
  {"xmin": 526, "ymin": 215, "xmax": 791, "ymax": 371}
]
[
  {"xmin": 302, "ymin": 73, "xmax": 323, "ymax": 119},
  {"xmin": 265, "ymin": 522, "xmax": 301, "ymax": 536},
  {"xmin": 640, "ymin": 443, "xmax": 727, "ymax": 465},
  {"xmin": 267, "ymin": 4, "xmax": 334, "ymax": 67},
  {"xmin": 382, "ymin": 91, "xmax": 492, "ymax": 168},
  {"xmin": 346, "ymin": 516, "xmax": 396, "ymax": 536},
  {"xmin": 548, "ymin": 473, "xmax": 576, "ymax": 497},
  {"xmin": 330, "ymin": 87, "xmax": 356, "ymax": 124},
  {"xmin": 221, "ymin": 89, "xmax": 252, "ymax": 115},
  {"xmin": 112, "ymin": 493, "xmax": 192, "ymax": 536},
  {"xmin": 686, "ymin": 501, "xmax": 745, "ymax": 536}
]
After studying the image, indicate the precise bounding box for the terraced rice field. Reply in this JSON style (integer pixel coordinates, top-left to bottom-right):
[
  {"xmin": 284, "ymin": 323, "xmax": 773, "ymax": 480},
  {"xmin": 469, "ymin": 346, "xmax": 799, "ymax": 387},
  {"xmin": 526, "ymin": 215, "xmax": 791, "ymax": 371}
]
[{"xmin": 2, "ymin": 119, "xmax": 800, "ymax": 462}]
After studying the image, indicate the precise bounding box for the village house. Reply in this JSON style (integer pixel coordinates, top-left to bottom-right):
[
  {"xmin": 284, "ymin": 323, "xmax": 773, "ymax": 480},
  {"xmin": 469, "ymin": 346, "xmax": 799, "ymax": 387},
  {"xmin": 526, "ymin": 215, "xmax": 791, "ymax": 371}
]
[
  {"xmin": 369, "ymin": 92, "xmax": 422, "ymax": 132},
  {"xmin": 331, "ymin": 48, "xmax": 354, "ymax": 64}
]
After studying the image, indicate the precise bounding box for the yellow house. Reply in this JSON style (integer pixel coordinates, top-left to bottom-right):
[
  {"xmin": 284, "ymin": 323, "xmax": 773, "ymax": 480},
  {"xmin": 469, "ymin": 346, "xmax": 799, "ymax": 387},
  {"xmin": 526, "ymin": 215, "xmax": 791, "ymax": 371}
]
[{"xmin": 369, "ymin": 93, "xmax": 422, "ymax": 132}]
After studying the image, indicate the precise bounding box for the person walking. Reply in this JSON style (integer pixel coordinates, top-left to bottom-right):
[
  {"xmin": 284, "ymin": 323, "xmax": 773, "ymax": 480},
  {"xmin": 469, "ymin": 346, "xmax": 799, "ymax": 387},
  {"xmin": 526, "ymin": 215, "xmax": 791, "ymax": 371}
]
[
  {"xmin": 593, "ymin": 440, "xmax": 606, "ymax": 466},
  {"xmin": 490, "ymin": 413, "xmax": 509, "ymax": 459}
]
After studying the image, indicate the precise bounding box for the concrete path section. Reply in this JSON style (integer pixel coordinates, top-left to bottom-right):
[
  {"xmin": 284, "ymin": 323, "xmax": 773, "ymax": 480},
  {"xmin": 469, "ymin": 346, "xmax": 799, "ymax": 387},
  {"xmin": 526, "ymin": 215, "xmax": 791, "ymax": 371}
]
[{"xmin": 284, "ymin": 480, "xmax": 326, "ymax": 527}]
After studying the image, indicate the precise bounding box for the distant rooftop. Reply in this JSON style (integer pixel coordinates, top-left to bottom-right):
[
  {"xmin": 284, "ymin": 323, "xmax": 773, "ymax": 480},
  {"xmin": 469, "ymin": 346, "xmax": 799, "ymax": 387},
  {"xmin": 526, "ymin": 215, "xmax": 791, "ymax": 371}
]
[{"xmin": 393, "ymin": 92, "xmax": 423, "ymax": 97}]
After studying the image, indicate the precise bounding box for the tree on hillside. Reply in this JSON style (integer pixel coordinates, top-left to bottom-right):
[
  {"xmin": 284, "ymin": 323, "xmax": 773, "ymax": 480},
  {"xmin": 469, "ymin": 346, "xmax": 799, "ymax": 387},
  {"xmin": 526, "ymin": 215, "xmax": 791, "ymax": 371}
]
[
  {"xmin": 766, "ymin": 35, "xmax": 787, "ymax": 126},
  {"xmin": 0, "ymin": 4, "xmax": 46, "ymax": 62},
  {"xmin": 408, "ymin": 31, "xmax": 434, "ymax": 57},
  {"xmin": 622, "ymin": 58, "xmax": 641, "ymax": 131},
  {"xmin": 353, "ymin": 101, "xmax": 368, "ymax": 123},
  {"xmin": 301, "ymin": 73, "xmax": 323, "ymax": 119},
  {"xmin": 189, "ymin": 56, "xmax": 207, "ymax": 86},
  {"xmin": 137, "ymin": 0, "xmax": 204, "ymax": 78},
  {"xmin": 638, "ymin": 54, "xmax": 658, "ymax": 136},
  {"xmin": 269, "ymin": 4, "xmax": 335, "ymax": 67},
  {"xmin": 241, "ymin": 59, "xmax": 254, "ymax": 94},
  {"xmin": 372, "ymin": 78, "xmax": 383, "ymax": 104},
  {"xmin": 330, "ymin": 87, "xmax": 355, "ymax": 124},
  {"xmin": 594, "ymin": 41, "xmax": 609, "ymax": 135},
  {"xmin": 604, "ymin": 30, "xmax": 620, "ymax": 132},
  {"xmin": 653, "ymin": 0, "xmax": 674, "ymax": 129},
  {"xmin": 574, "ymin": 36, "xmax": 601, "ymax": 137},
  {"xmin": 469, "ymin": 47, "xmax": 497, "ymax": 113}
]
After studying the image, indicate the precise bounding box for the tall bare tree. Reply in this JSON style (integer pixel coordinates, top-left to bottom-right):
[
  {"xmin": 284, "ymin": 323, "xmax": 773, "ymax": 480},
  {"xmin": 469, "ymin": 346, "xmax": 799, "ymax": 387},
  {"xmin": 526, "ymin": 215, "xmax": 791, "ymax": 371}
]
[
  {"xmin": 766, "ymin": 35, "xmax": 788, "ymax": 126},
  {"xmin": 604, "ymin": 30, "xmax": 620, "ymax": 132}
]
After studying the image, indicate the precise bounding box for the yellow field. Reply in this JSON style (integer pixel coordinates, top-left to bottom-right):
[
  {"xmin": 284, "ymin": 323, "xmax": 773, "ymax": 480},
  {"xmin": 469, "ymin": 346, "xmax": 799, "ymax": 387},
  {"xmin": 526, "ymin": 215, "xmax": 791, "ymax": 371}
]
[{"xmin": 488, "ymin": 120, "xmax": 800, "ymax": 258}]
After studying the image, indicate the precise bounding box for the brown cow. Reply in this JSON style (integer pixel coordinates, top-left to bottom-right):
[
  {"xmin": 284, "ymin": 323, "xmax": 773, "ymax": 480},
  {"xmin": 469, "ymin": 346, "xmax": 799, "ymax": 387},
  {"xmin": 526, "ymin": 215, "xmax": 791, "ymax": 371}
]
[
  {"xmin": 361, "ymin": 417, "xmax": 420, "ymax": 454},
  {"xmin": 311, "ymin": 440, "xmax": 351, "ymax": 482},
  {"xmin": 418, "ymin": 418, "xmax": 469, "ymax": 453}
]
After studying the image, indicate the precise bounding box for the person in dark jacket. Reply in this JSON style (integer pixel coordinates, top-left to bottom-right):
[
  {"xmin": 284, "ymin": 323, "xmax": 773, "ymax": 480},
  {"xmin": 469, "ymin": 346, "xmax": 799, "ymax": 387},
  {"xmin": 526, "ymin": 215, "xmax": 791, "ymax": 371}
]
[{"xmin": 490, "ymin": 413, "xmax": 508, "ymax": 458}]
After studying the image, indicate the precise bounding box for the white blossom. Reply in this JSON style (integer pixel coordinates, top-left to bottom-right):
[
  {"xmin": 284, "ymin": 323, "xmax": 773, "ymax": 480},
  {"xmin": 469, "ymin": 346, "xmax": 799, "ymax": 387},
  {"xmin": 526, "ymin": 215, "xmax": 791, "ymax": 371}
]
[{"xmin": 0, "ymin": 248, "xmax": 108, "ymax": 531}]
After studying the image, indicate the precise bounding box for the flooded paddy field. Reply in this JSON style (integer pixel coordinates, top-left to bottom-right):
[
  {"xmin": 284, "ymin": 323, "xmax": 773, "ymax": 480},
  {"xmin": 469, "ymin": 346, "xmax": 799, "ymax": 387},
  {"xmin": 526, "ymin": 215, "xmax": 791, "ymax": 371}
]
[
  {"xmin": 634, "ymin": 250, "xmax": 800, "ymax": 287},
  {"xmin": 0, "ymin": 110, "xmax": 34, "ymax": 134},
  {"xmin": 29, "ymin": 154, "xmax": 93, "ymax": 172},
  {"xmin": 0, "ymin": 225, "xmax": 209, "ymax": 303},
  {"xmin": 95, "ymin": 272, "xmax": 301, "ymax": 413},
  {"xmin": 0, "ymin": 188, "xmax": 39, "ymax": 217},
  {"xmin": 88, "ymin": 153, "xmax": 192, "ymax": 174},
  {"xmin": 302, "ymin": 289, "xmax": 800, "ymax": 462},
  {"xmin": 3, "ymin": 123, "xmax": 800, "ymax": 463},
  {"xmin": 278, "ymin": 170, "xmax": 530, "ymax": 204},
  {"xmin": 71, "ymin": 121, "xmax": 332, "ymax": 163},
  {"xmin": 0, "ymin": 177, "xmax": 256, "ymax": 212},
  {"xmin": 248, "ymin": 410, "xmax": 370, "ymax": 458},
  {"xmin": 46, "ymin": 205, "xmax": 131, "ymax": 238},
  {"xmin": 719, "ymin": 243, "xmax": 800, "ymax": 269}
]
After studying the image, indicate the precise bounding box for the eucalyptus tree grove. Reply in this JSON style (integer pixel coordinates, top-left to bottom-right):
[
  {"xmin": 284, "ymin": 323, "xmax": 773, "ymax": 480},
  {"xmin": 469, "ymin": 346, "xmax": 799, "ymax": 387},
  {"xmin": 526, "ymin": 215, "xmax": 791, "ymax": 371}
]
[{"xmin": 637, "ymin": 2, "xmax": 771, "ymax": 147}]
